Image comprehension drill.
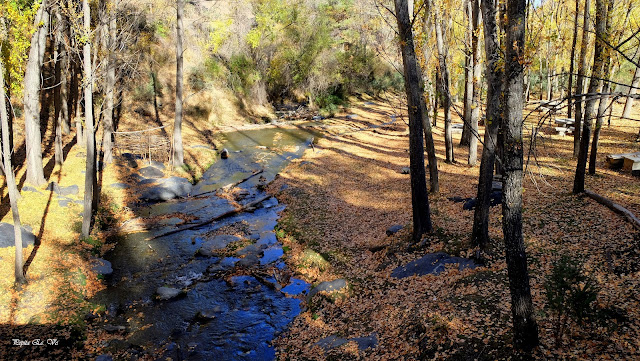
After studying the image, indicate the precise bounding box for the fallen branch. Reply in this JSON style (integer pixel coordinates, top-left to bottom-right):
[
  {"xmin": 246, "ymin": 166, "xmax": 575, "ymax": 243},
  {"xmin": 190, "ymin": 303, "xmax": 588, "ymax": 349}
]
[
  {"xmin": 145, "ymin": 194, "xmax": 272, "ymax": 241},
  {"xmin": 191, "ymin": 169, "xmax": 264, "ymax": 197},
  {"xmin": 584, "ymin": 189, "xmax": 640, "ymax": 230}
]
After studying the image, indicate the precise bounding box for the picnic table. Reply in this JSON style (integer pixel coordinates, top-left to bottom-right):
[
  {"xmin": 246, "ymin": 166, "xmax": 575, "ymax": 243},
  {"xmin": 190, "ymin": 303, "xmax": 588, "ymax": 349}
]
[{"xmin": 606, "ymin": 151, "xmax": 640, "ymax": 176}]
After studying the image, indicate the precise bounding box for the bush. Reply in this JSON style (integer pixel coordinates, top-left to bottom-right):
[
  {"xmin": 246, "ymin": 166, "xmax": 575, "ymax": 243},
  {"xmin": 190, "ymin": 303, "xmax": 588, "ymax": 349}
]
[{"xmin": 545, "ymin": 255, "xmax": 600, "ymax": 345}]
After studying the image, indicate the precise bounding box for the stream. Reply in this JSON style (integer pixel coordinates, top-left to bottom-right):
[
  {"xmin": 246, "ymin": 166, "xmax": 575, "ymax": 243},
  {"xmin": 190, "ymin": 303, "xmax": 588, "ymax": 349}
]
[{"xmin": 95, "ymin": 125, "xmax": 320, "ymax": 360}]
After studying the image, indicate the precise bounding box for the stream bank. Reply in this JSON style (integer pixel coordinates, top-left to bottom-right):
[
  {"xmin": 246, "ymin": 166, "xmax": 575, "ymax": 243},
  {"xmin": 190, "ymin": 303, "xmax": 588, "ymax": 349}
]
[{"xmin": 91, "ymin": 125, "xmax": 320, "ymax": 360}]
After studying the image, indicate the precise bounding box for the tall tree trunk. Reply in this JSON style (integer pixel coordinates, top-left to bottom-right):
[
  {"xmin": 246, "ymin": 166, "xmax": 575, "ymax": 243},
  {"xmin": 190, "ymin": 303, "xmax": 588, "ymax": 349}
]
[
  {"xmin": 574, "ymin": 0, "xmax": 607, "ymax": 194},
  {"xmin": 421, "ymin": 3, "xmax": 440, "ymax": 192},
  {"xmin": 622, "ymin": 51, "xmax": 640, "ymax": 119},
  {"xmin": 567, "ymin": 0, "xmax": 580, "ymax": 118},
  {"xmin": 588, "ymin": 0, "xmax": 614, "ymax": 175},
  {"xmin": 82, "ymin": 0, "xmax": 96, "ymax": 239},
  {"xmin": 53, "ymin": 9, "xmax": 67, "ymax": 166},
  {"xmin": 173, "ymin": 0, "xmax": 185, "ymax": 167},
  {"xmin": 103, "ymin": 0, "xmax": 117, "ymax": 164},
  {"xmin": 1, "ymin": 55, "xmax": 26, "ymax": 284},
  {"xmin": 395, "ymin": 0, "xmax": 434, "ymax": 242},
  {"xmin": 23, "ymin": 0, "xmax": 50, "ymax": 186},
  {"xmin": 503, "ymin": 0, "xmax": 539, "ymax": 352},
  {"xmin": 433, "ymin": 2, "xmax": 453, "ymax": 163},
  {"xmin": 472, "ymin": 0, "xmax": 502, "ymax": 252},
  {"xmin": 468, "ymin": 0, "xmax": 481, "ymax": 165},
  {"xmin": 74, "ymin": 61, "xmax": 84, "ymax": 145},
  {"xmin": 461, "ymin": 0, "xmax": 473, "ymax": 147},
  {"xmin": 574, "ymin": 0, "xmax": 590, "ymax": 158}
]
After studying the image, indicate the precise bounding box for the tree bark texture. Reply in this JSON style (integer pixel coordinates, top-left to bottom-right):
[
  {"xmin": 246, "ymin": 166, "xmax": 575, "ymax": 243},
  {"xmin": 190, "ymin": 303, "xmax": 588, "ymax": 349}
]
[
  {"xmin": 395, "ymin": 0, "xmax": 434, "ymax": 242},
  {"xmin": 472, "ymin": 0, "xmax": 502, "ymax": 252},
  {"xmin": 23, "ymin": 0, "xmax": 50, "ymax": 186},
  {"xmin": 574, "ymin": 0, "xmax": 590, "ymax": 158},
  {"xmin": 622, "ymin": 50, "xmax": 640, "ymax": 119},
  {"xmin": 588, "ymin": 0, "xmax": 614, "ymax": 175},
  {"xmin": 433, "ymin": 2, "xmax": 453, "ymax": 163},
  {"xmin": 468, "ymin": 0, "xmax": 481, "ymax": 165},
  {"xmin": 1, "ymin": 55, "xmax": 26, "ymax": 284},
  {"xmin": 567, "ymin": 0, "xmax": 580, "ymax": 118},
  {"xmin": 103, "ymin": 0, "xmax": 117, "ymax": 164},
  {"xmin": 82, "ymin": 0, "xmax": 96, "ymax": 239},
  {"xmin": 503, "ymin": 0, "xmax": 539, "ymax": 351},
  {"xmin": 461, "ymin": 0, "xmax": 473, "ymax": 147},
  {"xmin": 574, "ymin": 0, "xmax": 607, "ymax": 194},
  {"xmin": 173, "ymin": 0, "xmax": 185, "ymax": 167}
]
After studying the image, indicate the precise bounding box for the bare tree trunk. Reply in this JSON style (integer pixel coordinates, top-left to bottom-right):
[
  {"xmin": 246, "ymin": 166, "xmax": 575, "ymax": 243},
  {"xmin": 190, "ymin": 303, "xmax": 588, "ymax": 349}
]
[
  {"xmin": 54, "ymin": 8, "xmax": 66, "ymax": 166},
  {"xmin": 1, "ymin": 55, "xmax": 26, "ymax": 284},
  {"xmin": 567, "ymin": 0, "xmax": 580, "ymax": 118},
  {"xmin": 421, "ymin": 3, "xmax": 440, "ymax": 193},
  {"xmin": 173, "ymin": 0, "xmax": 185, "ymax": 167},
  {"xmin": 433, "ymin": 1, "xmax": 453, "ymax": 163},
  {"xmin": 82, "ymin": 0, "xmax": 96, "ymax": 239},
  {"xmin": 503, "ymin": 0, "xmax": 539, "ymax": 352},
  {"xmin": 74, "ymin": 61, "xmax": 84, "ymax": 145},
  {"xmin": 395, "ymin": 0, "xmax": 434, "ymax": 242},
  {"xmin": 23, "ymin": 0, "xmax": 50, "ymax": 186},
  {"xmin": 461, "ymin": 0, "xmax": 473, "ymax": 147},
  {"xmin": 622, "ymin": 51, "xmax": 640, "ymax": 119},
  {"xmin": 588, "ymin": 0, "xmax": 614, "ymax": 175},
  {"xmin": 574, "ymin": 0, "xmax": 608, "ymax": 194},
  {"xmin": 472, "ymin": 0, "xmax": 502, "ymax": 253},
  {"xmin": 468, "ymin": 0, "xmax": 481, "ymax": 165},
  {"xmin": 574, "ymin": 0, "xmax": 591, "ymax": 158},
  {"xmin": 102, "ymin": 0, "xmax": 117, "ymax": 164}
]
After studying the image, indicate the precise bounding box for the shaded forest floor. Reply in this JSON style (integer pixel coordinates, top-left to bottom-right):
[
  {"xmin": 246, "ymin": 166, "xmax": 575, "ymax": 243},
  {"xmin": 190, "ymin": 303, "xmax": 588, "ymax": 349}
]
[
  {"xmin": 268, "ymin": 99, "xmax": 640, "ymax": 359},
  {"xmin": 0, "ymin": 93, "xmax": 639, "ymax": 359}
]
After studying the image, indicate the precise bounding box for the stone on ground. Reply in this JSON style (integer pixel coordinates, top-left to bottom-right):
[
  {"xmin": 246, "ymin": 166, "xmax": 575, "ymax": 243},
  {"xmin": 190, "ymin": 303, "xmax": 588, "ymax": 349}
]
[
  {"xmin": 391, "ymin": 252, "xmax": 479, "ymax": 278},
  {"xmin": 139, "ymin": 166, "xmax": 164, "ymax": 178},
  {"xmin": 156, "ymin": 287, "xmax": 184, "ymax": 300},
  {"xmin": 306, "ymin": 279, "xmax": 347, "ymax": 301},
  {"xmin": 0, "ymin": 223, "xmax": 36, "ymax": 248}
]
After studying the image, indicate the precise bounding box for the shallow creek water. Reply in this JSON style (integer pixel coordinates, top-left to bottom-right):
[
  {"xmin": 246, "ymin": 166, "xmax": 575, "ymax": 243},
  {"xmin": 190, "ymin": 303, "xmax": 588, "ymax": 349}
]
[{"xmin": 94, "ymin": 125, "xmax": 319, "ymax": 360}]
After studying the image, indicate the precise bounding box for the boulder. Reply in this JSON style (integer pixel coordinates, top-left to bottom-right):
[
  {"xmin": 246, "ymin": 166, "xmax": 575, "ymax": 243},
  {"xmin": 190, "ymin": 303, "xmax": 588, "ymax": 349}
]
[
  {"xmin": 306, "ymin": 279, "xmax": 347, "ymax": 301},
  {"xmin": 400, "ymin": 167, "xmax": 410, "ymax": 174},
  {"xmin": 92, "ymin": 258, "xmax": 113, "ymax": 276},
  {"xmin": 47, "ymin": 182, "xmax": 79, "ymax": 196},
  {"xmin": 22, "ymin": 185, "xmax": 41, "ymax": 194},
  {"xmin": 315, "ymin": 335, "xmax": 348, "ymax": 351},
  {"xmin": 149, "ymin": 160, "xmax": 165, "ymax": 170},
  {"xmin": 95, "ymin": 355, "xmax": 113, "ymax": 361},
  {"xmin": 0, "ymin": 223, "xmax": 36, "ymax": 248},
  {"xmin": 156, "ymin": 287, "xmax": 184, "ymax": 301},
  {"xmin": 352, "ymin": 333, "xmax": 378, "ymax": 350},
  {"xmin": 139, "ymin": 178, "xmax": 157, "ymax": 185},
  {"xmin": 386, "ymin": 225, "xmax": 403, "ymax": 236},
  {"xmin": 391, "ymin": 252, "xmax": 479, "ymax": 278},
  {"xmin": 139, "ymin": 166, "xmax": 164, "ymax": 178},
  {"xmin": 140, "ymin": 177, "xmax": 193, "ymax": 202}
]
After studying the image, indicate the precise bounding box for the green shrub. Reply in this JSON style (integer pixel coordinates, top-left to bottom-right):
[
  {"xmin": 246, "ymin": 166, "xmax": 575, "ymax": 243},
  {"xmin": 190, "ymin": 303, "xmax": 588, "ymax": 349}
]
[{"xmin": 545, "ymin": 255, "xmax": 599, "ymax": 345}]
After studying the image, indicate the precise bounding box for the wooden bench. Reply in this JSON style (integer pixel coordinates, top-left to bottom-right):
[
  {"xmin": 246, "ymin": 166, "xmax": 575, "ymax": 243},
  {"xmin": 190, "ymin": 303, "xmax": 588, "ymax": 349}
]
[
  {"xmin": 555, "ymin": 117, "xmax": 575, "ymax": 126},
  {"xmin": 623, "ymin": 155, "xmax": 640, "ymax": 176},
  {"xmin": 451, "ymin": 123, "xmax": 464, "ymax": 133},
  {"xmin": 606, "ymin": 151, "xmax": 640, "ymax": 169},
  {"xmin": 554, "ymin": 126, "xmax": 575, "ymax": 136}
]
